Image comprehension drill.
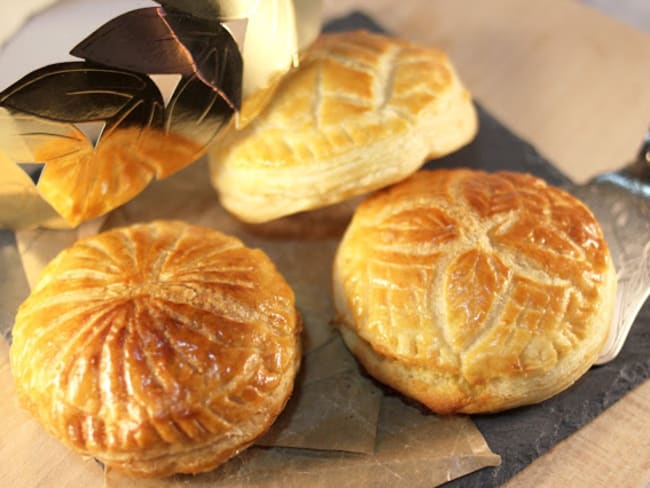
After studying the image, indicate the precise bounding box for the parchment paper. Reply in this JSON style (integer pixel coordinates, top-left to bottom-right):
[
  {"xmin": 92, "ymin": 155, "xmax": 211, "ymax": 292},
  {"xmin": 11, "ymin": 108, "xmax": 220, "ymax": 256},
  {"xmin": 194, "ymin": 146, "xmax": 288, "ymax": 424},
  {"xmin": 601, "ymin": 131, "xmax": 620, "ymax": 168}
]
[{"xmin": 105, "ymin": 395, "xmax": 497, "ymax": 488}]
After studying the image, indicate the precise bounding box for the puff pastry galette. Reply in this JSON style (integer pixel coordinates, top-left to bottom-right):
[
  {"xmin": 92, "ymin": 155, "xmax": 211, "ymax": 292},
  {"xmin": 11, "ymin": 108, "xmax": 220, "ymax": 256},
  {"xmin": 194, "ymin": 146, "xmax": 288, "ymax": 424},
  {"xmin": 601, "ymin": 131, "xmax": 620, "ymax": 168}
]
[
  {"xmin": 333, "ymin": 169, "xmax": 616, "ymax": 414},
  {"xmin": 10, "ymin": 221, "xmax": 301, "ymax": 477},
  {"xmin": 209, "ymin": 30, "xmax": 477, "ymax": 223}
]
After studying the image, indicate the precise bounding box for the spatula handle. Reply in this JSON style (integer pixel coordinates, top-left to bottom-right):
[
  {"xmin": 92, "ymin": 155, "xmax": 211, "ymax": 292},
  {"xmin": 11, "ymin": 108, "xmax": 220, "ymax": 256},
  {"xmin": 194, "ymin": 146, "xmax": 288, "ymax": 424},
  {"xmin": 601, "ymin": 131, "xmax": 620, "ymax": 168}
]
[{"xmin": 595, "ymin": 130, "xmax": 650, "ymax": 364}]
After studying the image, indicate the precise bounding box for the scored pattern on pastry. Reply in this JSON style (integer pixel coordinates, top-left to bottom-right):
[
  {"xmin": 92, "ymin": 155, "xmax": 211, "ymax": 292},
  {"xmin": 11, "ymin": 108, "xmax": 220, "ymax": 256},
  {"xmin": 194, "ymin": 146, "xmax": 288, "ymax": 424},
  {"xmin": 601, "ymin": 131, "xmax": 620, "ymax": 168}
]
[
  {"xmin": 336, "ymin": 170, "xmax": 612, "ymax": 386},
  {"xmin": 232, "ymin": 31, "xmax": 453, "ymax": 165},
  {"xmin": 11, "ymin": 221, "xmax": 299, "ymax": 459},
  {"xmin": 210, "ymin": 30, "xmax": 477, "ymax": 223}
]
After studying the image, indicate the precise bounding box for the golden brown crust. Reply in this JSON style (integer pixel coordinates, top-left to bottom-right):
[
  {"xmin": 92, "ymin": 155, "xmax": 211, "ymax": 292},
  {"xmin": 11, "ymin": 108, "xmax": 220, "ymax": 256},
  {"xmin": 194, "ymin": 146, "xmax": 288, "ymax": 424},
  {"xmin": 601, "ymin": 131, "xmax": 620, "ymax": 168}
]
[
  {"xmin": 333, "ymin": 169, "xmax": 616, "ymax": 414},
  {"xmin": 10, "ymin": 221, "xmax": 301, "ymax": 477},
  {"xmin": 209, "ymin": 30, "xmax": 477, "ymax": 223}
]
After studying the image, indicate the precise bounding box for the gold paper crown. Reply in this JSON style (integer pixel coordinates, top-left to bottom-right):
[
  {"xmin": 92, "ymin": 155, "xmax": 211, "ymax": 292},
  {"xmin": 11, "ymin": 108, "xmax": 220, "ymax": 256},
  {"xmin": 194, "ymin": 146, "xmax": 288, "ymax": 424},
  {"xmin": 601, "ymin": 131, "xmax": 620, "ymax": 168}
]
[{"xmin": 0, "ymin": 0, "xmax": 322, "ymax": 228}]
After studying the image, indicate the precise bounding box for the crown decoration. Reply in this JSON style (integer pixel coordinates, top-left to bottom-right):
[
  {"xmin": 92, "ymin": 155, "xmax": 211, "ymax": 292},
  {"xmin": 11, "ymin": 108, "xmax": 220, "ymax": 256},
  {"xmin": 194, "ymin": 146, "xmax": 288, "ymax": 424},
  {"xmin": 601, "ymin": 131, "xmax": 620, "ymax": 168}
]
[{"xmin": 0, "ymin": 0, "xmax": 322, "ymax": 229}]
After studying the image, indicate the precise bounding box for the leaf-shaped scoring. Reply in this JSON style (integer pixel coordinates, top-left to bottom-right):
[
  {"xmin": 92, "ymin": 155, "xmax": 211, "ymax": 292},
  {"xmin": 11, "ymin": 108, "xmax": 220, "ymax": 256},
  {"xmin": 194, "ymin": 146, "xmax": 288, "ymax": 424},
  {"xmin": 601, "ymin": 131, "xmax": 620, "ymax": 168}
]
[{"xmin": 70, "ymin": 7, "xmax": 242, "ymax": 111}]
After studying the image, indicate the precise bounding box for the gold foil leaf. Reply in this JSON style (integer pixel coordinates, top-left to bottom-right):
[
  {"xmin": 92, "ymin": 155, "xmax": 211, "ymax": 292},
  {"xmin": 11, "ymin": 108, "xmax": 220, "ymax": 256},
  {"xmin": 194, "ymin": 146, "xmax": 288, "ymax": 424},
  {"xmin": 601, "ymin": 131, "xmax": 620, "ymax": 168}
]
[
  {"xmin": 70, "ymin": 8, "xmax": 203, "ymax": 76},
  {"xmin": 0, "ymin": 6, "xmax": 243, "ymax": 229},
  {"xmin": 71, "ymin": 8, "xmax": 243, "ymax": 111},
  {"xmin": 154, "ymin": 0, "xmax": 322, "ymax": 102},
  {"xmin": 0, "ymin": 63, "xmax": 168, "ymax": 226},
  {"xmin": 0, "ymin": 63, "xmax": 160, "ymax": 123}
]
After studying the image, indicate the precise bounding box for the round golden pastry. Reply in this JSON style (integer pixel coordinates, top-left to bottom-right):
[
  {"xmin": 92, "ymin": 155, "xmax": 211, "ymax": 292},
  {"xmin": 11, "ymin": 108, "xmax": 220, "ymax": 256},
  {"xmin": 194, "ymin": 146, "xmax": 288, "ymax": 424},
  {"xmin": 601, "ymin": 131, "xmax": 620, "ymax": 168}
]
[
  {"xmin": 333, "ymin": 169, "xmax": 616, "ymax": 414},
  {"xmin": 209, "ymin": 30, "xmax": 477, "ymax": 223},
  {"xmin": 10, "ymin": 221, "xmax": 301, "ymax": 477}
]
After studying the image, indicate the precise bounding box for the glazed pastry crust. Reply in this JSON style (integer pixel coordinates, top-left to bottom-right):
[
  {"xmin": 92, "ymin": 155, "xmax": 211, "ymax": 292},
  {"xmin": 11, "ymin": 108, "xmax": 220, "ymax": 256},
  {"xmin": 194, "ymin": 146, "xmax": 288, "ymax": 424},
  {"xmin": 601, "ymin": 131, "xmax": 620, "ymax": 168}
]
[
  {"xmin": 10, "ymin": 221, "xmax": 301, "ymax": 477},
  {"xmin": 333, "ymin": 169, "xmax": 616, "ymax": 414},
  {"xmin": 209, "ymin": 30, "xmax": 477, "ymax": 223}
]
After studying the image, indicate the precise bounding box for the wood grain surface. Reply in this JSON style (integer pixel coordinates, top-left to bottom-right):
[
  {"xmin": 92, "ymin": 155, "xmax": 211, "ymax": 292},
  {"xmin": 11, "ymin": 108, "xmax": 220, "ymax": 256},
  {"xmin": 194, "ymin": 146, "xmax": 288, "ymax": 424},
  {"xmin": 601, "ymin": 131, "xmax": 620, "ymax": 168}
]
[{"xmin": 321, "ymin": 0, "xmax": 650, "ymax": 485}]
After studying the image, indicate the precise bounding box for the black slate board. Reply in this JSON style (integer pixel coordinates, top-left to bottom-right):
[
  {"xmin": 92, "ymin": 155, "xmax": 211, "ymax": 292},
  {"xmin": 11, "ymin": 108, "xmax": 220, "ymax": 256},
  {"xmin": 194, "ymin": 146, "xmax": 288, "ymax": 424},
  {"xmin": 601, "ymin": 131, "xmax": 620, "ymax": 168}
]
[
  {"xmin": 326, "ymin": 12, "xmax": 650, "ymax": 487},
  {"xmin": 439, "ymin": 107, "xmax": 650, "ymax": 487}
]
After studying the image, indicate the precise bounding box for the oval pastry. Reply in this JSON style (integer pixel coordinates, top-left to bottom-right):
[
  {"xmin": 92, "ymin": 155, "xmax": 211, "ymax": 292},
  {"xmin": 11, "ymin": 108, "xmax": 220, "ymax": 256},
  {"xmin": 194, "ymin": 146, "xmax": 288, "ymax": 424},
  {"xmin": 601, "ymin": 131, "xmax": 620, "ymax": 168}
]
[
  {"xmin": 333, "ymin": 169, "xmax": 616, "ymax": 414},
  {"xmin": 10, "ymin": 221, "xmax": 301, "ymax": 477},
  {"xmin": 209, "ymin": 30, "xmax": 477, "ymax": 223}
]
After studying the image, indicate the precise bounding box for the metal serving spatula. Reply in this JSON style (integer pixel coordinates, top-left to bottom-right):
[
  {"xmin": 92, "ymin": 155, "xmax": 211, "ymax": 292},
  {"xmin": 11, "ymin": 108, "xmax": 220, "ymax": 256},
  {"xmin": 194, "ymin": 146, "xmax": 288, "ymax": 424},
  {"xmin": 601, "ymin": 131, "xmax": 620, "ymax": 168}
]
[{"xmin": 570, "ymin": 131, "xmax": 650, "ymax": 364}]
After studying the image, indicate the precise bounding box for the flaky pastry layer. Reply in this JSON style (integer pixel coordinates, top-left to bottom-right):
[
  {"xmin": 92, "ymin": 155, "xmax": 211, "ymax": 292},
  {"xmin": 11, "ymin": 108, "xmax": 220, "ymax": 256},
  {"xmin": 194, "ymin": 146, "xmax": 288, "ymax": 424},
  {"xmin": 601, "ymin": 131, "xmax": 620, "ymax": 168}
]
[
  {"xmin": 209, "ymin": 30, "xmax": 477, "ymax": 223},
  {"xmin": 10, "ymin": 221, "xmax": 301, "ymax": 477},
  {"xmin": 333, "ymin": 169, "xmax": 616, "ymax": 413}
]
